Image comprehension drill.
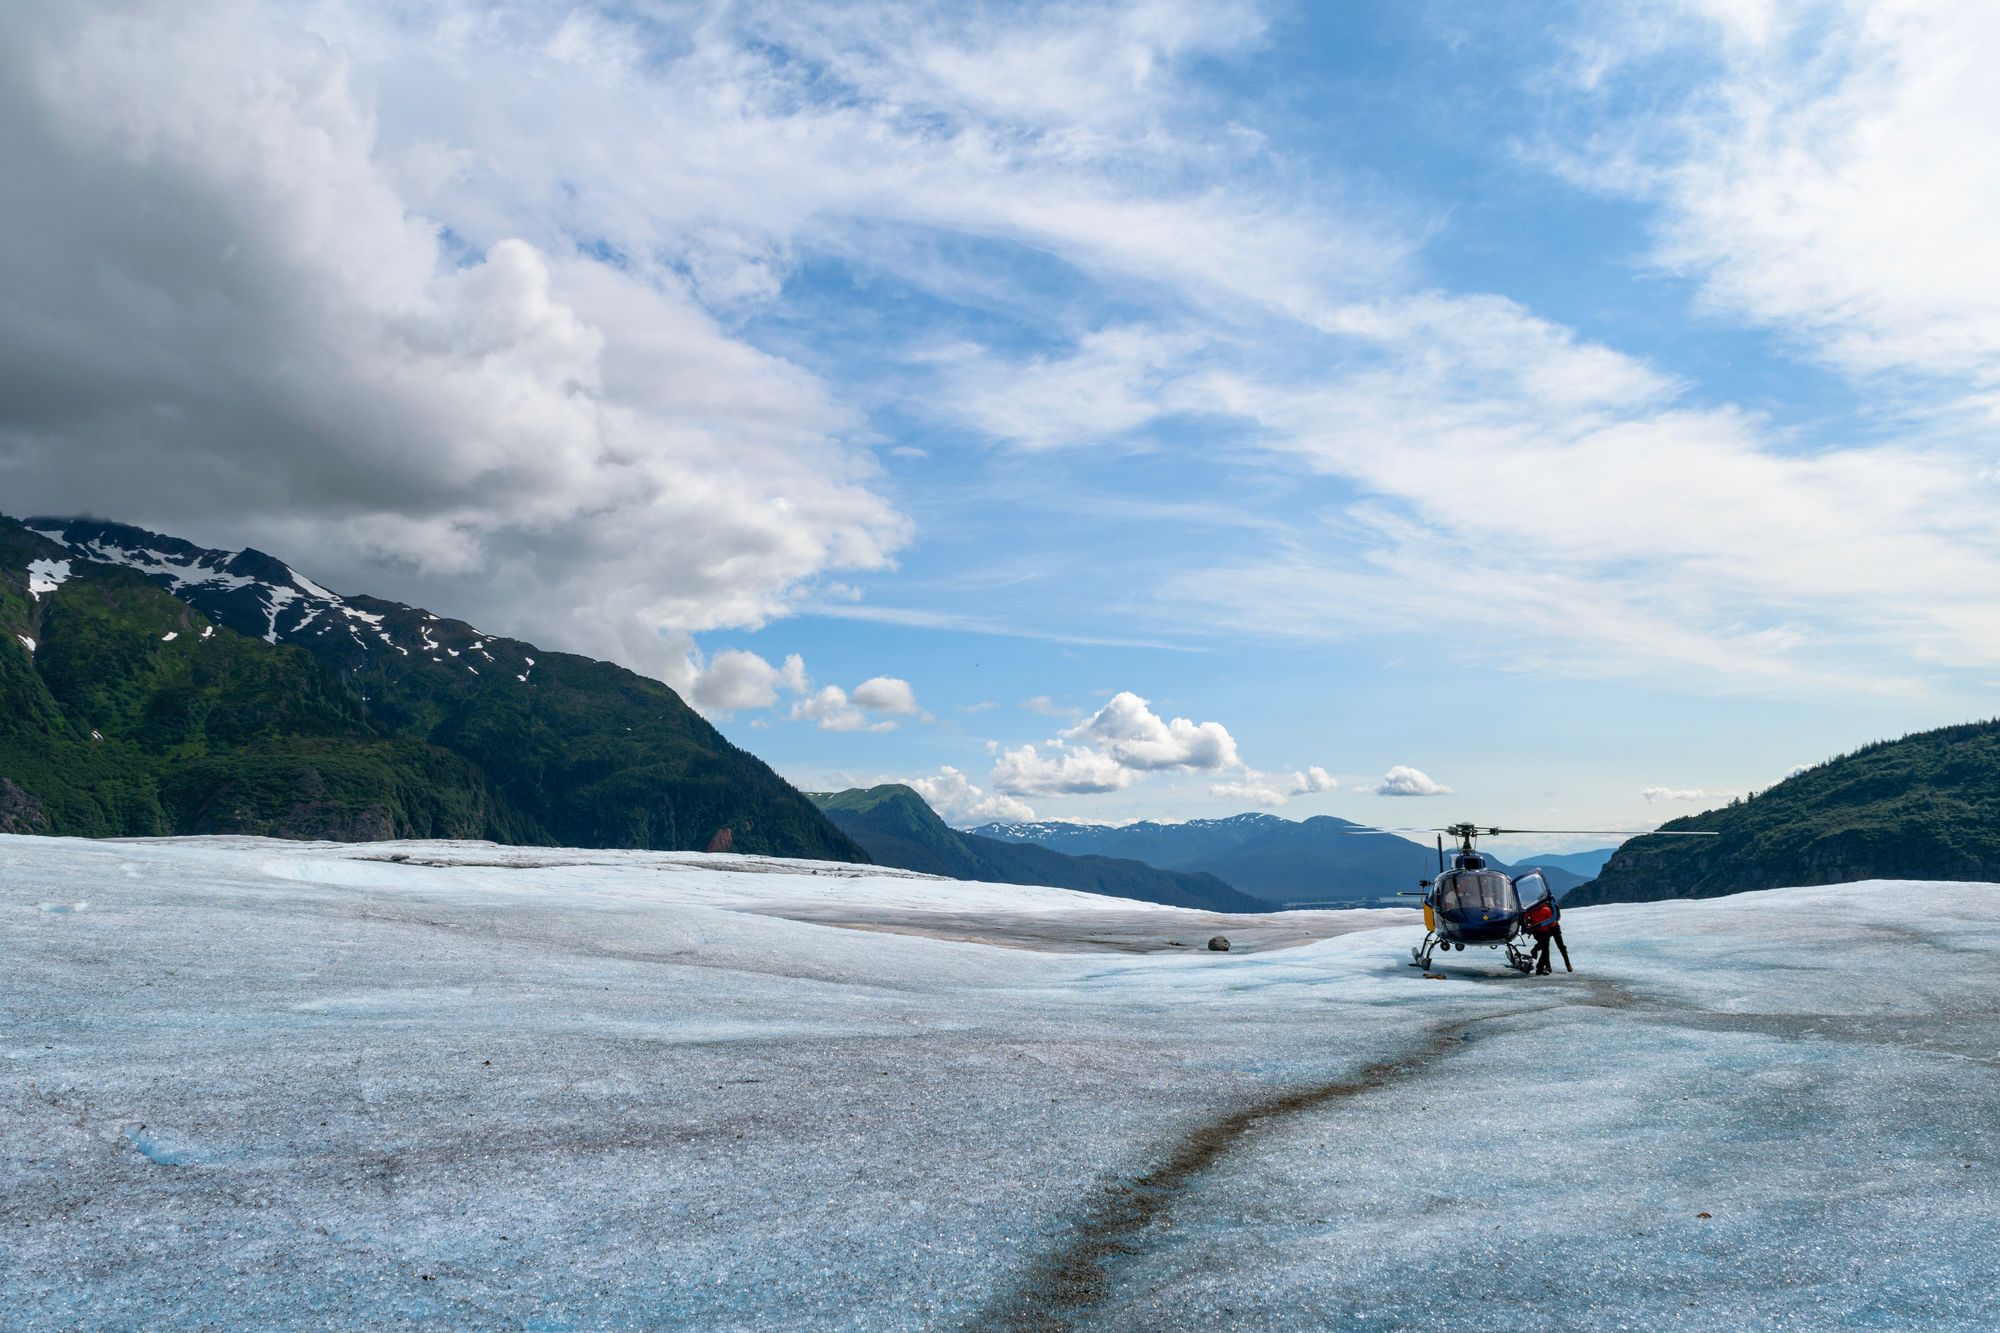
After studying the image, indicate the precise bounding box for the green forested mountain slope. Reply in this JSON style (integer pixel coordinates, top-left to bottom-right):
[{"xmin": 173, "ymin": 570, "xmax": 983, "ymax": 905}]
[
  {"xmin": 1568, "ymin": 719, "xmax": 2000, "ymax": 905},
  {"xmin": 811, "ymin": 785, "xmax": 1263, "ymax": 912},
  {"xmin": 0, "ymin": 515, "xmax": 864, "ymax": 860}
]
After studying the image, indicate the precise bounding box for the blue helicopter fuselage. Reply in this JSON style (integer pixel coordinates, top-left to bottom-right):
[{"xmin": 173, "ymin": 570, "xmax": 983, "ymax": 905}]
[{"xmin": 1428, "ymin": 862, "xmax": 1524, "ymax": 946}]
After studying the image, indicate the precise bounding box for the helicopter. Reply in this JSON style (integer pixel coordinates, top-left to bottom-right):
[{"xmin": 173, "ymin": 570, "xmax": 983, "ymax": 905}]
[{"xmin": 1373, "ymin": 823, "xmax": 1720, "ymax": 973}]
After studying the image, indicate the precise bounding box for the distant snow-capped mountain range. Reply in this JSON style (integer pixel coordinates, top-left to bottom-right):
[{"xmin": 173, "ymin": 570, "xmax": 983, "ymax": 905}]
[{"xmin": 973, "ymin": 812, "xmax": 1590, "ymax": 903}]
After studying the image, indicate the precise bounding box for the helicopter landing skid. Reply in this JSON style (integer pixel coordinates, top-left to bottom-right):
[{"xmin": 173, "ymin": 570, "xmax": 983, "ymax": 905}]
[{"xmin": 1411, "ymin": 933, "xmax": 1537, "ymax": 975}]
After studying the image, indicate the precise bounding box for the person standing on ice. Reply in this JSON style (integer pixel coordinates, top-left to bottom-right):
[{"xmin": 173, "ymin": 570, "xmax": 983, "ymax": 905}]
[{"xmin": 1524, "ymin": 890, "xmax": 1571, "ymax": 975}]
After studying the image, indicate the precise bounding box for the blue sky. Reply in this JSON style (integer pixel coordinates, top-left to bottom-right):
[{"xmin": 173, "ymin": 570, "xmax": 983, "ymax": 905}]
[{"xmin": 6, "ymin": 0, "xmax": 1999, "ymax": 848}]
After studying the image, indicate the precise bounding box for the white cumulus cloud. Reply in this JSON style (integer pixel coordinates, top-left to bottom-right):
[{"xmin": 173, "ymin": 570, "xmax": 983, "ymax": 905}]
[
  {"xmin": 1372, "ymin": 766, "xmax": 1454, "ymax": 797},
  {"xmin": 791, "ymin": 686, "xmax": 894, "ymax": 734},
  {"xmin": 850, "ymin": 677, "xmax": 923, "ymax": 716},
  {"xmin": 990, "ymin": 743, "xmax": 1143, "ymax": 796},
  {"xmin": 907, "ymin": 767, "xmax": 1035, "ymax": 825},
  {"xmin": 991, "ymin": 691, "xmax": 1250, "ymax": 798},
  {"xmin": 681, "ymin": 652, "xmax": 923, "ymax": 729},
  {"xmin": 788, "ymin": 673, "xmax": 927, "ymax": 732},
  {"xmin": 688, "ymin": 650, "xmax": 809, "ymax": 715},
  {"xmin": 1061, "ymin": 691, "xmax": 1240, "ymax": 772},
  {"xmin": 1210, "ymin": 765, "xmax": 1336, "ymax": 807}
]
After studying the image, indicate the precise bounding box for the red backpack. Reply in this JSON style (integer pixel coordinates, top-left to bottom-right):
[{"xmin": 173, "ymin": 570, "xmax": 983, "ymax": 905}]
[{"xmin": 1524, "ymin": 899, "xmax": 1558, "ymax": 932}]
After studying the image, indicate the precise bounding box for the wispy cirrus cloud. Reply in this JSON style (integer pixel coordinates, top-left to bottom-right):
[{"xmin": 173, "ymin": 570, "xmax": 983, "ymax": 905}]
[
  {"xmin": 1550, "ymin": 0, "xmax": 2000, "ymax": 401},
  {"xmin": 1642, "ymin": 786, "xmax": 1738, "ymax": 805},
  {"xmin": 896, "ymin": 2, "xmax": 2000, "ymax": 702},
  {"xmin": 957, "ymin": 287, "xmax": 2000, "ymax": 696}
]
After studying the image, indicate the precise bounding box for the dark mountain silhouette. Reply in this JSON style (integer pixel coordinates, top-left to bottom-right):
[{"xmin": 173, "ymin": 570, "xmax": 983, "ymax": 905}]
[{"xmin": 812, "ymin": 785, "xmax": 1261, "ymax": 912}]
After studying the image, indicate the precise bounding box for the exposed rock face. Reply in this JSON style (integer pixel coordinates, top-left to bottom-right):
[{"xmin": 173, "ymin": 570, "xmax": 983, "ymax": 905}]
[
  {"xmin": 268, "ymin": 801, "xmax": 398, "ymax": 843},
  {"xmin": 0, "ymin": 778, "xmax": 49, "ymax": 835}
]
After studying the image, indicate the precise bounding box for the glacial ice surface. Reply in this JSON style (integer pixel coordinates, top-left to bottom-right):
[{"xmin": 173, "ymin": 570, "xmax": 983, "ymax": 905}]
[{"xmin": 2, "ymin": 835, "xmax": 1995, "ymax": 1330}]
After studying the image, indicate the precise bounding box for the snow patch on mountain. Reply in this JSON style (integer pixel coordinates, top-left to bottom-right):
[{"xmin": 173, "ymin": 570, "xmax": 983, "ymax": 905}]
[
  {"xmin": 26, "ymin": 559, "xmax": 69, "ymax": 599},
  {"xmin": 33, "ymin": 527, "xmax": 256, "ymax": 595},
  {"xmin": 980, "ymin": 812, "xmax": 1292, "ymax": 842},
  {"xmin": 22, "ymin": 520, "xmax": 532, "ymax": 678},
  {"xmin": 287, "ymin": 568, "xmax": 338, "ymax": 601},
  {"xmin": 259, "ymin": 586, "xmax": 296, "ymax": 643}
]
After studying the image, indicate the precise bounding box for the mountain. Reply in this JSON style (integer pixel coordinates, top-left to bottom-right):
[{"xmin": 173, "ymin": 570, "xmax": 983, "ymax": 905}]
[
  {"xmin": 1504, "ymin": 848, "xmax": 1618, "ymax": 880},
  {"xmin": 973, "ymin": 812, "xmax": 1293, "ymax": 864},
  {"xmin": 0, "ymin": 514, "xmax": 865, "ymax": 861},
  {"xmin": 1568, "ymin": 719, "xmax": 2000, "ymax": 905},
  {"xmin": 811, "ymin": 786, "xmax": 1263, "ymax": 913},
  {"xmin": 973, "ymin": 813, "xmax": 1585, "ymax": 905}
]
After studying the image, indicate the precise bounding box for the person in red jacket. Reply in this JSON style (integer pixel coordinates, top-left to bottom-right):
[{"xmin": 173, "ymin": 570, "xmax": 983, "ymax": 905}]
[{"xmin": 1523, "ymin": 890, "xmax": 1571, "ymax": 975}]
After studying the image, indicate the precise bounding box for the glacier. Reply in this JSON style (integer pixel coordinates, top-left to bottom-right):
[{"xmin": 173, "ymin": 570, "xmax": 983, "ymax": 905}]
[{"xmin": 3, "ymin": 835, "xmax": 1995, "ymax": 1330}]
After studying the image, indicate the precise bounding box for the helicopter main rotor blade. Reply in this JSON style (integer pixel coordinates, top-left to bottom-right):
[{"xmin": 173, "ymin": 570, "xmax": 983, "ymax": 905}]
[
  {"xmin": 1473, "ymin": 828, "xmax": 1721, "ymax": 837},
  {"xmin": 1330, "ymin": 824, "xmax": 1720, "ymax": 837}
]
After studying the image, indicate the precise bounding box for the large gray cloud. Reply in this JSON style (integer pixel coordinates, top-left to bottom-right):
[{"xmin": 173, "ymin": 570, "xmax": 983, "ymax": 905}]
[
  {"xmin": 0, "ymin": 1, "xmax": 906, "ymax": 679},
  {"xmin": 0, "ymin": 0, "xmax": 1417, "ymax": 694}
]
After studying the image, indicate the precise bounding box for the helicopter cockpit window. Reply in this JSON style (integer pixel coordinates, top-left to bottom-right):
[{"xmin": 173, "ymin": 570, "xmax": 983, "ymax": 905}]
[{"xmin": 1434, "ymin": 870, "xmax": 1518, "ymax": 915}]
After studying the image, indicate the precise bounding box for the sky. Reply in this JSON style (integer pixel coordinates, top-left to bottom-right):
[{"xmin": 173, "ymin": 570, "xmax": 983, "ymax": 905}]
[{"xmin": 6, "ymin": 0, "xmax": 2000, "ymax": 849}]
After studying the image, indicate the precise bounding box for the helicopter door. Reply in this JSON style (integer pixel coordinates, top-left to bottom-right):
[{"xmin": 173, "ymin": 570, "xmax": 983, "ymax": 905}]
[{"xmin": 1513, "ymin": 869, "xmax": 1554, "ymax": 905}]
